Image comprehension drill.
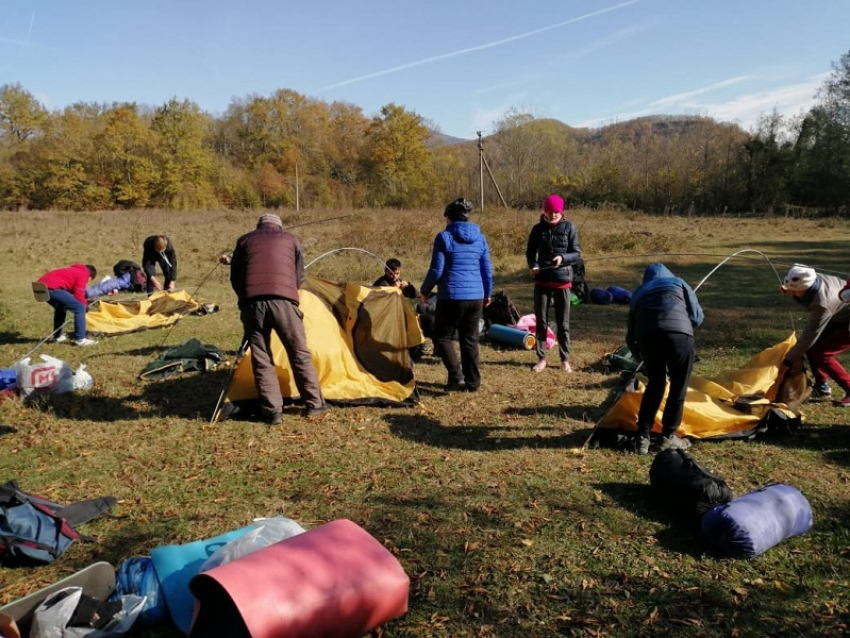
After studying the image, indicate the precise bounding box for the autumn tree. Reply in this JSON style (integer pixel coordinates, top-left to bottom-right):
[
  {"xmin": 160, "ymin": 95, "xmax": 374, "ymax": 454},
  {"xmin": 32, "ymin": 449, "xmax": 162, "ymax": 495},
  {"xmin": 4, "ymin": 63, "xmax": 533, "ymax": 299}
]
[{"xmin": 363, "ymin": 103, "xmax": 434, "ymax": 207}]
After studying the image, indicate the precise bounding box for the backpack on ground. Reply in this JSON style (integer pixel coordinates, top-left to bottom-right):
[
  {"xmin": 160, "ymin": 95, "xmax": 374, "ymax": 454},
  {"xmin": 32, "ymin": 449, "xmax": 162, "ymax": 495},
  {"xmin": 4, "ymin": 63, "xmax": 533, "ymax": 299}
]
[
  {"xmin": 483, "ymin": 291, "xmax": 521, "ymax": 328},
  {"xmin": 571, "ymin": 258, "xmax": 590, "ymax": 303},
  {"xmin": 113, "ymin": 260, "xmax": 146, "ymax": 293},
  {"xmin": 0, "ymin": 479, "xmax": 117, "ymax": 566},
  {"xmin": 649, "ymin": 449, "xmax": 733, "ymax": 525}
]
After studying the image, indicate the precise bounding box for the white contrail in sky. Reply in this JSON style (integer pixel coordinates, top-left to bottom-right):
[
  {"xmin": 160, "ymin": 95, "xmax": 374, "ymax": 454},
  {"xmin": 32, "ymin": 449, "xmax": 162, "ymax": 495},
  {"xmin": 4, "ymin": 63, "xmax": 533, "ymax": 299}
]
[
  {"xmin": 316, "ymin": 0, "xmax": 639, "ymax": 92},
  {"xmin": 27, "ymin": 11, "xmax": 35, "ymax": 43}
]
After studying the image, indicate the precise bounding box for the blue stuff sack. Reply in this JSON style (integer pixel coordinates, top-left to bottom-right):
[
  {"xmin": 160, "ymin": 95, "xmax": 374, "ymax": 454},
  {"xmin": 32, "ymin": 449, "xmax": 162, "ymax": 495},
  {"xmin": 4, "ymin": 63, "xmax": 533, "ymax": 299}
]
[
  {"xmin": 113, "ymin": 556, "xmax": 167, "ymax": 624},
  {"xmin": 589, "ymin": 288, "xmax": 613, "ymax": 305},
  {"xmin": 606, "ymin": 286, "xmax": 632, "ymax": 304},
  {"xmin": 701, "ymin": 483, "xmax": 813, "ymax": 558}
]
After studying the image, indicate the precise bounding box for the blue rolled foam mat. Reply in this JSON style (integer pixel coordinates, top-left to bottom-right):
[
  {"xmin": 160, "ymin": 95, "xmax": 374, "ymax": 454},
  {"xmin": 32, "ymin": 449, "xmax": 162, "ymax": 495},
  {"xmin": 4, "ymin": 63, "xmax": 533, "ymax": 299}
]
[{"xmin": 150, "ymin": 525, "xmax": 253, "ymax": 634}]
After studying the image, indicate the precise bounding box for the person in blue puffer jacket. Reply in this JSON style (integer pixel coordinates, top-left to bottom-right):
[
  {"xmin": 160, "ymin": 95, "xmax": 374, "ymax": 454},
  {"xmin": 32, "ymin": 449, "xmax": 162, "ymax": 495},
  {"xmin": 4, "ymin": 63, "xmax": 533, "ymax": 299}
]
[
  {"xmin": 626, "ymin": 263, "xmax": 704, "ymax": 455},
  {"xmin": 420, "ymin": 198, "xmax": 493, "ymax": 392}
]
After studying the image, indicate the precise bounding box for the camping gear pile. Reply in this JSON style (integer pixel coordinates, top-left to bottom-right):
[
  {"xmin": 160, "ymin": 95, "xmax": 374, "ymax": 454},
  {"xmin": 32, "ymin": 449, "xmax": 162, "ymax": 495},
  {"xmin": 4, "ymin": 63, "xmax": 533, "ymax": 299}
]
[{"xmin": 649, "ymin": 450, "xmax": 814, "ymax": 558}]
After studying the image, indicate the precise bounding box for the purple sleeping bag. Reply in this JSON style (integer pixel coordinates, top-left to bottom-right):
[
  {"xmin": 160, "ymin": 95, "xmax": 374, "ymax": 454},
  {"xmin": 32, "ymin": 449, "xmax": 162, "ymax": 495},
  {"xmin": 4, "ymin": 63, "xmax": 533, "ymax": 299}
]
[{"xmin": 701, "ymin": 484, "xmax": 813, "ymax": 558}]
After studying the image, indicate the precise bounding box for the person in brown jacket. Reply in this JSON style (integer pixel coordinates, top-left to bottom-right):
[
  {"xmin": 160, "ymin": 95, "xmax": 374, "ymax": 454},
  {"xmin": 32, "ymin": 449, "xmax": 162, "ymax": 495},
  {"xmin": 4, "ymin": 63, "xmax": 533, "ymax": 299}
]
[{"xmin": 229, "ymin": 214, "xmax": 327, "ymax": 424}]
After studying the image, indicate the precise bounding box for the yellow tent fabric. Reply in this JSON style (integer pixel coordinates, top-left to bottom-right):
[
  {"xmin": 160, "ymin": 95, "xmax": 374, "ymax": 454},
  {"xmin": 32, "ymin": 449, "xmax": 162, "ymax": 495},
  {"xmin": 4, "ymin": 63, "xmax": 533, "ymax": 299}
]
[
  {"xmin": 86, "ymin": 290, "xmax": 203, "ymax": 336},
  {"xmin": 596, "ymin": 334, "xmax": 805, "ymax": 439},
  {"xmin": 220, "ymin": 276, "xmax": 425, "ymax": 411}
]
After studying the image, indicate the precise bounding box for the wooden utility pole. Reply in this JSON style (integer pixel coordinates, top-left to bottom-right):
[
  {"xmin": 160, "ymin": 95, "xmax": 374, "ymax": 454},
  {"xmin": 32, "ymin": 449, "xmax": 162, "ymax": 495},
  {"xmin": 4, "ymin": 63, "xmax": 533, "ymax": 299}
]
[
  {"xmin": 477, "ymin": 132, "xmax": 508, "ymax": 209},
  {"xmin": 295, "ymin": 161, "xmax": 300, "ymax": 212},
  {"xmin": 478, "ymin": 132, "xmax": 485, "ymax": 212}
]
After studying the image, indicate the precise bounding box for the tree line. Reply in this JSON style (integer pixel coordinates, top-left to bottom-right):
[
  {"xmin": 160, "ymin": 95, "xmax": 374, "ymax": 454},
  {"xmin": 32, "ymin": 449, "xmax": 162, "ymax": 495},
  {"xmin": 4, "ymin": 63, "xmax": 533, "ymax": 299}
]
[{"xmin": 1, "ymin": 49, "xmax": 848, "ymax": 215}]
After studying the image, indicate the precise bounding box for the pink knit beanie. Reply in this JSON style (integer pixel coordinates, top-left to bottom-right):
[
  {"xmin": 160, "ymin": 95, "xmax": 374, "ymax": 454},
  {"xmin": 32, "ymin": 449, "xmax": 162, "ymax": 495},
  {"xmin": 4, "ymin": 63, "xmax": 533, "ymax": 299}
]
[{"xmin": 543, "ymin": 194, "xmax": 565, "ymax": 213}]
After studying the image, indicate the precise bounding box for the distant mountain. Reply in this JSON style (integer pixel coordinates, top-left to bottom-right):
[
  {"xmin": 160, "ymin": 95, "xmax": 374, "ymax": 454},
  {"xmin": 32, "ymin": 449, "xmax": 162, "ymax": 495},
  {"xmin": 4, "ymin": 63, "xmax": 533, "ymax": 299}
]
[{"xmin": 426, "ymin": 130, "xmax": 471, "ymax": 148}]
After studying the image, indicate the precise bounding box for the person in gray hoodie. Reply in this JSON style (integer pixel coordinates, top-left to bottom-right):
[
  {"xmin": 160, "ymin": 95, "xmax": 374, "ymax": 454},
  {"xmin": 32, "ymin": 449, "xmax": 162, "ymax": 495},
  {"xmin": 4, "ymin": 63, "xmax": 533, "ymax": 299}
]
[
  {"xmin": 780, "ymin": 264, "xmax": 850, "ymax": 407},
  {"xmin": 420, "ymin": 198, "xmax": 493, "ymax": 392},
  {"xmin": 627, "ymin": 263, "xmax": 704, "ymax": 454}
]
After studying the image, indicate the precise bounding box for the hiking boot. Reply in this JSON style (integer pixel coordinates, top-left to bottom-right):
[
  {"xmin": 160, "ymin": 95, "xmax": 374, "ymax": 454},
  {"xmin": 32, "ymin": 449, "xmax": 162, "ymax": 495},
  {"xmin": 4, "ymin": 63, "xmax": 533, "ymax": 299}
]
[
  {"xmin": 813, "ymin": 381, "xmax": 832, "ymax": 398},
  {"xmin": 833, "ymin": 395, "xmax": 850, "ymax": 408},
  {"xmin": 303, "ymin": 403, "xmax": 330, "ymax": 418},
  {"xmin": 444, "ymin": 381, "xmax": 467, "ymax": 392},
  {"xmin": 657, "ymin": 435, "xmax": 692, "ymax": 452},
  {"xmin": 52, "ymin": 334, "xmax": 68, "ymax": 344},
  {"xmin": 74, "ymin": 338, "xmax": 98, "ymax": 347},
  {"xmin": 635, "ymin": 437, "xmax": 651, "ymax": 455},
  {"xmin": 560, "ymin": 361, "xmax": 573, "ymax": 372},
  {"xmin": 263, "ymin": 411, "xmax": 283, "ymax": 426},
  {"xmin": 532, "ymin": 359, "xmax": 547, "ymax": 372}
]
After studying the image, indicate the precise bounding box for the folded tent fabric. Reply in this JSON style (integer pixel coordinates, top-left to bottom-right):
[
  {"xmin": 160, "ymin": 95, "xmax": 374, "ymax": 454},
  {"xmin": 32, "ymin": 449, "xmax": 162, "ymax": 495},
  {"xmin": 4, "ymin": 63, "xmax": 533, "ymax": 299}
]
[{"xmin": 188, "ymin": 519, "xmax": 410, "ymax": 638}]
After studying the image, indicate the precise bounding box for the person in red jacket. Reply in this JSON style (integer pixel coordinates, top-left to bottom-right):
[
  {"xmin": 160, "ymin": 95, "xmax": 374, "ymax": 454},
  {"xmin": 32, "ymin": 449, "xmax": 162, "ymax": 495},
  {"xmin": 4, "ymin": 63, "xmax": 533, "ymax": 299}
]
[
  {"xmin": 37, "ymin": 263, "xmax": 98, "ymax": 346},
  {"xmin": 229, "ymin": 214, "xmax": 327, "ymax": 424}
]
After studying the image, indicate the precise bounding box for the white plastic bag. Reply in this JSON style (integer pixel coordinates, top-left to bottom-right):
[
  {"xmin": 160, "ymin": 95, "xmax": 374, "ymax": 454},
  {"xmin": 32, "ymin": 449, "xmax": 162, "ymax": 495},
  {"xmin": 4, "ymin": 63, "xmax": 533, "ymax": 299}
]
[
  {"xmin": 199, "ymin": 517, "xmax": 306, "ymax": 573},
  {"xmin": 54, "ymin": 364, "xmax": 94, "ymax": 393},
  {"xmin": 14, "ymin": 354, "xmax": 71, "ymax": 399},
  {"xmin": 14, "ymin": 355, "xmax": 92, "ymax": 397},
  {"xmin": 29, "ymin": 587, "xmax": 145, "ymax": 638}
]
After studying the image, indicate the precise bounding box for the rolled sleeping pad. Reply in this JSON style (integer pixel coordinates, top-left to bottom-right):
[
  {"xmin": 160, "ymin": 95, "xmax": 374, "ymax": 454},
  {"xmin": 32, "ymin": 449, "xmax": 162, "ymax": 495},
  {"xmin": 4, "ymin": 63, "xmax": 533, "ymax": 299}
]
[
  {"xmin": 487, "ymin": 324, "xmax": 536, "ymax": 350},
  {"xmin": 188, "ymin": 519, "xmax": 410, "ymax": 638}
]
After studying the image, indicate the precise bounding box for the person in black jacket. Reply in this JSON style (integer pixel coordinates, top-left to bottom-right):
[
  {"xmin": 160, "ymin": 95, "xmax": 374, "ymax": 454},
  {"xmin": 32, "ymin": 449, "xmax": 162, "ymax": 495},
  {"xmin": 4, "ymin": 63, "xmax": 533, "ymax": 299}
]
[
  {"xmin": 627, "ymin": 263, "xmax": 704, "ymax": 455},
  {"xmin": 141, "ymin": 235, "xmax": 177, "ymax": 295},
  {"xmin": 373, "ymin": 258, "xmax": 416, "ymax": 299},
  {"xmin": 526, "ymin": 194, "xmax": 581, "ymax": 372}
]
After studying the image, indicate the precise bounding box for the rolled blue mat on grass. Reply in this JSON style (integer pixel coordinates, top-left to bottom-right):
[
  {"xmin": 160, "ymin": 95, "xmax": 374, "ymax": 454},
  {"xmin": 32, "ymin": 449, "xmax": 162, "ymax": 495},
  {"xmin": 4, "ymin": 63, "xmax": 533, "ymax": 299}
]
[
  {"xmin": 486, "ymin": 324, "xmax": 536, "ymax": 350},
  {"xmin": 701, "ymin": 483, "xmax": 813, "ymax": 558}
]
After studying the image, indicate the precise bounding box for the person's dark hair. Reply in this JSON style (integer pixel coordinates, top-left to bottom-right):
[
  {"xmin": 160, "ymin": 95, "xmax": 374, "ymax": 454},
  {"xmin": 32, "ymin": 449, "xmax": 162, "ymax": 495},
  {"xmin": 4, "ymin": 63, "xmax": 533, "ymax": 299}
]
[
  {"xmin": 85, "ymin": 265, "xmax": 97, "ymax": 279},
  {"xmin": 385, "ymin": 258, "xmax": 402, "ymax": 271},
  {"xmin": 444, "ymin": 198, "xmax": 473, "ymax": 222}
]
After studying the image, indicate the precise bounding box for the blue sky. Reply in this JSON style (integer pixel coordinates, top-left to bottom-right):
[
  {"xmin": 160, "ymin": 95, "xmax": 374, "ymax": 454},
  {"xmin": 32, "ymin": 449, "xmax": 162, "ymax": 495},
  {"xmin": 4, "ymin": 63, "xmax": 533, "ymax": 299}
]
[{"xmin": 2, "ymin": 1, "xmax": 848, "ymax": 139}]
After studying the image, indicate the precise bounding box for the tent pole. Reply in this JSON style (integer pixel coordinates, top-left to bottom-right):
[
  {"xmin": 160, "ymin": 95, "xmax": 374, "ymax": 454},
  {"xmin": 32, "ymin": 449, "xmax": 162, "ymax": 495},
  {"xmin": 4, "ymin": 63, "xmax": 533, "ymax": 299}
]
[{"xmin": 210, "ymin": 338, "xmax": 250, "ymax": 424}]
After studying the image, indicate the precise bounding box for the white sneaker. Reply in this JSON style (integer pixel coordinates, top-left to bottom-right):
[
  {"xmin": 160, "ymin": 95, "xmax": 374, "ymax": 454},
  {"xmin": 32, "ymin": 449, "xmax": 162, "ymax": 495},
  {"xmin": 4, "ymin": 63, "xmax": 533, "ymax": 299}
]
[
  {"xmin": 74, "ymin": 338, "xmax": 98, "ymax": 347},
  {"xmin": 53, "ymin": 334, "xmax": 68, "ymax": 343},
  {"xmin": 532, "ymin": 359, "xmax": 547, "ymax": 372}
]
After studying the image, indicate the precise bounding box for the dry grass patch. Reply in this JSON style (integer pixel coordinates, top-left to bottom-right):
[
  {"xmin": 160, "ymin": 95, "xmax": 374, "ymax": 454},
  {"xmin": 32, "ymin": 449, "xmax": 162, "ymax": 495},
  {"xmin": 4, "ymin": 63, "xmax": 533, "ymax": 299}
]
[{"xmin": 0, "ymin": 208, "xmax": 849, "ymax": 637}]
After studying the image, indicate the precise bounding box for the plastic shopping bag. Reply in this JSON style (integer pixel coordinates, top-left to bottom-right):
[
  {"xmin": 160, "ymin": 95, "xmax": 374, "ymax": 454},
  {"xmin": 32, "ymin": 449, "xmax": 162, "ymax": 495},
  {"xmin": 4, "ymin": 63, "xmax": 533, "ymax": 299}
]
[
  {"xmin": 30, "ymin": 587, "xmax": 145, "ymax": 638},
  {"xmin": 199, "ymin": 517, "xmax": 306, "ymax": 573}
]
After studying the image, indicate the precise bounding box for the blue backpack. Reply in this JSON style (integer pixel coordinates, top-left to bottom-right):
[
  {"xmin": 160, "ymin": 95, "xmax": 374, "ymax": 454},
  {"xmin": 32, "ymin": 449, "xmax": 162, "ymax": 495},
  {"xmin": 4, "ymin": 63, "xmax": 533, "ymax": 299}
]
[{"xmin": 0, "ymin": 479, "xmax": 117, "ymax": 565}]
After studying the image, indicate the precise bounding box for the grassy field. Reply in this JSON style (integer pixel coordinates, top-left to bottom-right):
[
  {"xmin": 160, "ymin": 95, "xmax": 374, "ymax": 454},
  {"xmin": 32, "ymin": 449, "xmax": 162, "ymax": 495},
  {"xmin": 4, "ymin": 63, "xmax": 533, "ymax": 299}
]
[{"xmin": 1, "ymin": 207, "xmax": 849, "ymax": 637}]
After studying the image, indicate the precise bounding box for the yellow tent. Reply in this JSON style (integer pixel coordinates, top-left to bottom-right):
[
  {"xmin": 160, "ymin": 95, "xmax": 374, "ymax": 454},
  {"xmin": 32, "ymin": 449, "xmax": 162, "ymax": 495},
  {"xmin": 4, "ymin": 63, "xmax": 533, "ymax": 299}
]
[
  {"xmin": 216, "ymin": 277, "xmax": 424, "ymax": 419},
  {"xmin": 86, "ymin": 290, "xmax": 208, "ymax": 336},
  {"xmin": 595, "ymin": 334, "xmax": 808, "ymax": 441}
]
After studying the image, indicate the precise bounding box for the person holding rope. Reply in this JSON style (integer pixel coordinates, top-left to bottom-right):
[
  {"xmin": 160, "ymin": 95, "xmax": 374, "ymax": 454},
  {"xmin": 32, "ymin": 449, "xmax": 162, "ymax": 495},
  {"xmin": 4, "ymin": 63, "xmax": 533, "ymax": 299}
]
[
  {"xmin": 627, "ymin": 263, "xmax": 704, "ymax": 455},
  {"xmin": 229, "ymin": 213, "xmax": 328, "ymax": 425},
  {"xmin": 781, "ymin": 264, "xmax": 850, "ymax": 406},
  {"xmin": 142, "ymin": 234, "xmax": 177, "ymax": 295},
  {"xmin": 419, "ymin": 198, "xmax": 493, "ymax": 393},
  {"xmin": 37, "ymin": 263, "xmax": 99, "ymax": 346},
  {"xmin": 526, "ymin": 193, "xmax": 582, "ymax": 372}
]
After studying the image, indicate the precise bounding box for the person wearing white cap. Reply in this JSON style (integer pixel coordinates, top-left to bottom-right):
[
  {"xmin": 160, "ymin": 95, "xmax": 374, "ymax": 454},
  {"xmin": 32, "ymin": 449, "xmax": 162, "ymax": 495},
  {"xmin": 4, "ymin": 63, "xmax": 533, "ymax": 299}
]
[
  {"xmin": 229, "ymin": 214, "xmax": 328, "ymax": 424},
  {"xmin": 780, "ymin": 264, "xmax": 850, "ymax": 406}
]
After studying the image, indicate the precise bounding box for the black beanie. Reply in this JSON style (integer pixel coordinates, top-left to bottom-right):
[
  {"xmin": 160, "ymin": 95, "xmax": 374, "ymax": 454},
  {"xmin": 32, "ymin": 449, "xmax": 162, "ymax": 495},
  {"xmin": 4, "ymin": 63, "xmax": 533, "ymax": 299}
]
[{"xmin": 444, "ymin": 198, "xmax": 473, "ymax": 222}]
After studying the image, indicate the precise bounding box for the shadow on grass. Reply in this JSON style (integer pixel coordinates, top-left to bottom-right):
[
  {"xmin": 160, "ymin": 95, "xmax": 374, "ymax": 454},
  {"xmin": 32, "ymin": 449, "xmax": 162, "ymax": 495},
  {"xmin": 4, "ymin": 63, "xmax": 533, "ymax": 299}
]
[
  {"xmin": 595, "ymin": 481, "xmax": 708, "ymax": 558},
  {"xmin": 0, "ymin": 330, "xmax": 29, "ymax": 346},
  {"xmin": 386, "ymin": 412, "xmax": 588, "ymax": 451}
]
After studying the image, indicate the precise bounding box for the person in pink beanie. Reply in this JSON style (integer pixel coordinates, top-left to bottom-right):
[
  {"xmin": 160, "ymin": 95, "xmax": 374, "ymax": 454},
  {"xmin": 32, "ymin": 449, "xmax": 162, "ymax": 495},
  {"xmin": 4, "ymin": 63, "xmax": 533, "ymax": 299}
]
[{"xmin": 525, "ymin": 194, "xmax": 582, "ymax": 372}]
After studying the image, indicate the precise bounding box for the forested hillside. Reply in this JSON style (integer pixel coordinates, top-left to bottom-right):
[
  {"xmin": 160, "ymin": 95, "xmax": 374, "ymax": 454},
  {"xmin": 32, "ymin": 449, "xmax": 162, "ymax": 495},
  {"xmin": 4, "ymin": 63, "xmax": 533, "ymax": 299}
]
[{"xmin": 1, "ymin": 50, "xmax": 848, "ymax": 215}]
